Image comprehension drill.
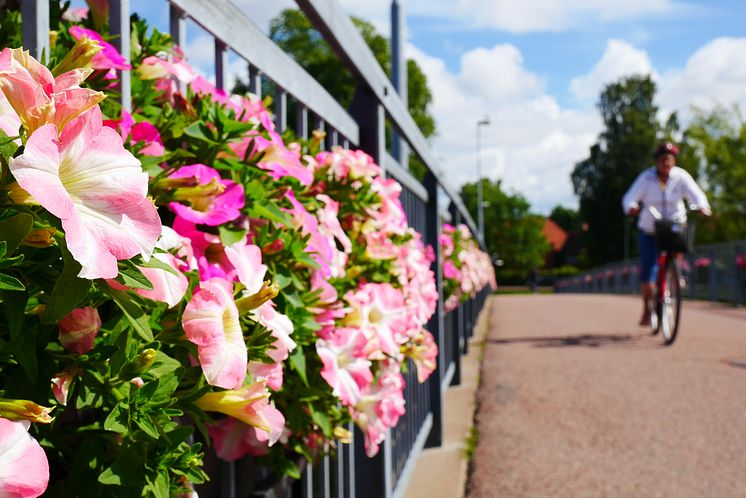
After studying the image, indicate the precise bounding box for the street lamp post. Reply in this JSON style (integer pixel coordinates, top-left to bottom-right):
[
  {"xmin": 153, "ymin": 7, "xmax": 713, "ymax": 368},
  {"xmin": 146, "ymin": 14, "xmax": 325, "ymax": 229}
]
[{"xmin": 476, "ymin": 116, "xmax": 490, "ymax": 239}]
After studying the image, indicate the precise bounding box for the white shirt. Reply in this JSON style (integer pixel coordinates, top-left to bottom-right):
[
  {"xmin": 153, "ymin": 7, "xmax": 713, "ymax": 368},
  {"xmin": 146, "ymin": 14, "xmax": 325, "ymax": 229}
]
[{"xmin": 622, "ymin": 166, "xmax": 710, "ymax": 234}]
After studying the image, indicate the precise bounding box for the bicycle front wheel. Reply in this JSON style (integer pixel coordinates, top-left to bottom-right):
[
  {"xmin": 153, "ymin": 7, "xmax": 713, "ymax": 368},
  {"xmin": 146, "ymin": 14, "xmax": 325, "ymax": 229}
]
[{"xmin": 660, "ymin": 259, "xmax": 682, "ymax": 345}]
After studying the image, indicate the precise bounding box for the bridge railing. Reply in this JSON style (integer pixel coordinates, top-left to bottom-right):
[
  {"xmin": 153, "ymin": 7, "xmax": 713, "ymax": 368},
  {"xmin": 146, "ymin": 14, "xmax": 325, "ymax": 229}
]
[
  {"xmin": 556, "ymin": 240, "xmax": 746, "ymax": 305},
  {"xmin": 18, "ymin": 0, "xmax": 491, "ymax": 497}
]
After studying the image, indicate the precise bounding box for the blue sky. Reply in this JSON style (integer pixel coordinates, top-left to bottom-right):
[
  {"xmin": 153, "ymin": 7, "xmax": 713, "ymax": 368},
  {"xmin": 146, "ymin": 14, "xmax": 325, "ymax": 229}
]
[{"xmin": 73, "ymin": 0, "xmax": 746, "ymax": 214}]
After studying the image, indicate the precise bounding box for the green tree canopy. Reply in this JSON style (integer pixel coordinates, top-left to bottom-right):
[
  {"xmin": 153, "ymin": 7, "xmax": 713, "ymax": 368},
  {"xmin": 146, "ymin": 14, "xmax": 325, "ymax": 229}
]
[
  {"xmin": 678, "ymin": 106, "xmax": 746, "ymax": 243},
  {"xmin": 460, "ymin": 179, "xmax": 549, "ymax": 278},
  {"xmin": 571, "ymin": 75, "xmax": 660, "ymax": 265},
  {"xmin": 264, "ymin": 9, "xmax": 436, "ymax": 139},
  {"xmin": 549, "ymin": 205, "xmax": 580, "ymax": 232}
]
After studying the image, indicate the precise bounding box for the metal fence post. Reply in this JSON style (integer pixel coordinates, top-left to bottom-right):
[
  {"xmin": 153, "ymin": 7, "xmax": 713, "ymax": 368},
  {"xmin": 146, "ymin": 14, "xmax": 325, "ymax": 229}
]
[
  {"xmin": 735, "ymin": 244, "xmax": 743, "ymax": 307},
  {"xmin": 348, "ymin": 85, "xmax": 385, "ymax": 167},
  {"xmin": 21, "ymin": 0, "xmax": 49, "ymax": 61},
  {"xmin": 214, "ymin": 39, "xmax": 228, "ymax": 91},
  {"xmin": 109, "ymin": 0, "xmax": 132, "ymax": 111},
  {"xmin": 423, "ymin": 169, "xmax": 444, "ymax": 449},
  {"xmin": 709, "ymin": 250, "xmax": 716, "ymax": 302}
]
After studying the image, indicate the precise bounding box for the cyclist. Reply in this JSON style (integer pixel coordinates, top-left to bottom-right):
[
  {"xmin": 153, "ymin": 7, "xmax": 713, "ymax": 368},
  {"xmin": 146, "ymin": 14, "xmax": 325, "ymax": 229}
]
[{"xmin": 622, "ymin": 141, "xmax": 711, "ymax": 326}]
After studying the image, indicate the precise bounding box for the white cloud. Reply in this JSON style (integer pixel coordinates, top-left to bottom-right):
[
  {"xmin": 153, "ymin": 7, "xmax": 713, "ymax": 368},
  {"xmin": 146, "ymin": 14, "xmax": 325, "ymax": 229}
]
[
  {"xmin": 658, "ymin": 37, "xmax": 746, "ymax": 120},
  {"xmin": 408, "ymin": 44, "xmax": 601, "ymax": 214},
  {"xmin": 569, "ymin": 39, "xmax": 655, "ymax": 106}
]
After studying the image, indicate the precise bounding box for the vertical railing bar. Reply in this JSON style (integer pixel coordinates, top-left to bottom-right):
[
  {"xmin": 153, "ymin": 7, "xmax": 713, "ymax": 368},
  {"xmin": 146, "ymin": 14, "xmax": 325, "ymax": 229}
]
[
  {"xmin": 347, "ymin": 421, "xmax": 356, "ymax": 498},
  {"xmin": 109, "ymin": 0, "xmax": 132, "ymax": 112},
  {"xmin": 169, "ymin": 3, "xmax": 186, "ymax": 93},
  {"xmin": 275, "ymin": 87, "xmax": 288, "ymax": 132},
  {"xmin": 323, "ymin": 454, "xmax": 331, "ymax": 498},
  {"xmin": 296, "ymin": 102, "xmax": 309, "ymax": 140},
  {"xmin": 22, "ymin": 0, "xmax": 49, "ymax": 61},
  {"xmin": 214, "ymin": 38, "xmax": 228, "ymax": 91},
  {"xmin": 304, "ymin": 463, "xmax": 313, "ymax": 498},
  {"xmin": 248, "ymin": 63, "xmax": 262, "ymax": 97},
  {"xmin": 220, "ymin": 461, "xmax": 236, "ymax": 498}
]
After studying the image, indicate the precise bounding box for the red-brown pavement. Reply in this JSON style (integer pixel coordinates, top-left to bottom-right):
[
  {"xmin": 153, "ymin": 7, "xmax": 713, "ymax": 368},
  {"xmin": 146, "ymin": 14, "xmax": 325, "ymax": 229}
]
[{"xmin": 468, "ymin": 294, "xmax": 746, "ymax": 498}]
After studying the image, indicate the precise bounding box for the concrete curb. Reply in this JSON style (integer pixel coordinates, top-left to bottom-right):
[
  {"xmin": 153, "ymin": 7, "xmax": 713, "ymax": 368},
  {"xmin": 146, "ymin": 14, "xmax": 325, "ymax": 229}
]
[{"xmin": 403, "ymin": 297, "xmax": 492, "ymax": 498}]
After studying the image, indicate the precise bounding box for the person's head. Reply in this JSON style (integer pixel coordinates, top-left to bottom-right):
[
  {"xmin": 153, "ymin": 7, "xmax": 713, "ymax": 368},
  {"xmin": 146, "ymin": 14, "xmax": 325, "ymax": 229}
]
[{"xmin": 653, "ymin": 141, "xmax": 679, "ymax": 178}]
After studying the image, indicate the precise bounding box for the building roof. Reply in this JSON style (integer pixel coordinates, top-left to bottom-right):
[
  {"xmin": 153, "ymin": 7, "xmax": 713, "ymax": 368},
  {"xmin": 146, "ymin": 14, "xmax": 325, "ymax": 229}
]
[{"xmin": 542, "ymin": 218, "xmax": 568, "ymax": 252}]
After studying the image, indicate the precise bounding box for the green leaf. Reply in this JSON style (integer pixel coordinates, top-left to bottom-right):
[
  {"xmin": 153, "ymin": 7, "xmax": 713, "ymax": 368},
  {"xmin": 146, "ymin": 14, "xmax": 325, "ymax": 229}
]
[
  {"xmin": 42, "ymin": 241, "xmax": 91, "ymax": 323},
  {"xmin": 104, "ymin": 403, "xmax": 129, "ymax": 433},
  {"xmin": 310, "ymin": 407, "xmax": 332, "ymax": 437},
  {"xmin": 248, "ymin": 202, "xmax": 292, "ymax": 225},
  {"xmin": 0, "ymin": 272, "xmax": 24, "ymax": 291},
  {"xmin": 133, "ymin": 413, "xmax": 160, "ymax": 439},
  {"xmin": 137, "ymin": 254, "xmax": 178, "ymax": 276},
  {"xmin": 104, "ymin": 288, "xmax": 154, "ymax": 342},
  {"xmin": 98, "ymin": 447, "xmax": 144, "ymax": 486},
  {"xmin": 218, "ymin": 224, "xmax": 248, "ymax": 247},
  {"xmin": 144, "ymin": 351, "xmax": 181, "ymax": 380},
  {"xmin": 115, "ymin": 261, "xmax": 154, "ymax": 290},
  {"xmin": 183, "ymin": 121, "xmax": 219, "ymax": 144},
  {"xmin": 7, "ymin": 320, "xmax": 38, "ymax": 382},
  {"xmin": 0, "ymin": 213, "xmax": 33, "ymax": 255},
  {"xmin": 151, "ymin": 470, "xmax": 170, "ymax": 498},
  {"xmin": 0, "ymin": 129, "xmax": 19, "ymax": 160},
  {"xmin": 289, "ymin": 346, "xmax": 308, "ymax": 386},
  {"xmin": 2, "ymin": 291, "xmax": 27, "ymax": 339}
]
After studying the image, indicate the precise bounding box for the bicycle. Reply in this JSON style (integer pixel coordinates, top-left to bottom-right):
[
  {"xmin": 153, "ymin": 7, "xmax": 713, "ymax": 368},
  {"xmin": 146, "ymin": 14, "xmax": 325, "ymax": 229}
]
[{"xmin": 646, "ymin": 206, "xmax": 699, "ymax": 345}]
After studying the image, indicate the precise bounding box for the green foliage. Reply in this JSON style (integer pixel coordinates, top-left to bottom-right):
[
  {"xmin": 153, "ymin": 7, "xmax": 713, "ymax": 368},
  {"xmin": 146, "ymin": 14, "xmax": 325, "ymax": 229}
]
[
  {"xmin": 548, "ymin": 205, "xmax": 580, "ymax": 232},
  {"xmin": 460, "ymin": 179, "xmax": 549, "ymax": 274},
  {"xmin": 571, "ymin": 75, "xmax": 660, "ymax": 265},
  {"xmin": 678, "ymin": 106, "xmax": 746, "ymax": 243},
  {"xmin": 261, "ymin": 9, "xmax": 436, "ymax": 142}
]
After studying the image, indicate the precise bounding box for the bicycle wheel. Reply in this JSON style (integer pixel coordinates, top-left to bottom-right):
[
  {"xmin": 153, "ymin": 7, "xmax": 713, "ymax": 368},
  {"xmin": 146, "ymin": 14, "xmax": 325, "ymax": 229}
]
[
  {"xmin": 648, "ymin": 289, "xmax": 659, "ymax": 335},
  {"xmin": 659, "ymin": 259, "xmax": 682, "ymax": 345}
]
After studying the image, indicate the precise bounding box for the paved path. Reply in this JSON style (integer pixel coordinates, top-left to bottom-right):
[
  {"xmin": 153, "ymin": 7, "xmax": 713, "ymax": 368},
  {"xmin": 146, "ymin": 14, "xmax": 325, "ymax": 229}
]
[{"xmin": 468, "ymin": 294, "xmax": 746, "ymax": 498}]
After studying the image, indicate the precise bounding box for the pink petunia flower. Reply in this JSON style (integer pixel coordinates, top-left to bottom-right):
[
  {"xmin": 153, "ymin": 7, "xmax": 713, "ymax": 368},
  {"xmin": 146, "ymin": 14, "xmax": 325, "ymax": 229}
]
[
  {"xmin": 9, "ymin": 107, "xmax": 162, "ymax": 279},
  {"xmin": 182, "ymin": 278, "xmax": 246, "ymax": 389},
  {"xmin": 344, "ymin": 283, "xmax": 410, "ymax": 359},
  {"xmin": 51, "ymin": 369, "xmax": 77, "ymax": 405},
  {"xmin": 0, "ymin": 48, "xmax": 105, "ymax": 133},
  {"xmin": 58, "ymin": 307, "xmax": 101, "ymax": 355},
  {"xmin": 352, "ymin": 365, "xmax": 406, "ymax": 457},
  {"xmin": 168, "ymin": 164, "xmax": 245, "ymax": 226},
  {"xmin": 316, "ymin": 327, "xmax": 373, "ymax": 406},
  {"xmin": 0, "ymin": 418, "xmax": 49, "ymax": 498},
  {"xmin": 0, "ymin": 90, "xmax": 21, "ymax": 143},
  {"xmin": 107, "ymin": 252, "xmax": 188, "ymax": 308},
  {"xmin": 194, "ymin": 382, "xmax": 285, "ymax": 445},
  {"xmin": 68, "ymin": 26, "xmax": 131, "ymax": 71},
  {"xmin": 208, "ymin": 417, "xmax": 276, "ymax": 460}
]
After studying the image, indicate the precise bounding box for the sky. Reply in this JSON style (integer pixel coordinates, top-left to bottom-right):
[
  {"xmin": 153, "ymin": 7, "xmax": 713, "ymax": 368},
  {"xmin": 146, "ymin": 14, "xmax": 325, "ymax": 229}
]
[{"xmin": 76, "ymin": 0, "xmax": 746, "ymax": 214}]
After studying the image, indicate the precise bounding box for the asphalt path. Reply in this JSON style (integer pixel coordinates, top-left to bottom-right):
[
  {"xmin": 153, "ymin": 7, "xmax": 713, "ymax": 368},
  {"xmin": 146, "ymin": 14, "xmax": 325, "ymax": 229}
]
[{"xmin": 468, "ymin": 294, "xmax": 746, "ymax": 497}]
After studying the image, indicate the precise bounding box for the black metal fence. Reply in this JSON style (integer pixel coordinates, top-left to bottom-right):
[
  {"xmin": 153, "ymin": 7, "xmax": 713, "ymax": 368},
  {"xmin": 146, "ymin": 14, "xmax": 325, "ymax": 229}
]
[
  {"xmin": 17, "ymin": 0, "xmax": 491, "ymax": 496},
  {"xmin": 555, "ymin": 240, "xmax": 746, "ymax": 306}
]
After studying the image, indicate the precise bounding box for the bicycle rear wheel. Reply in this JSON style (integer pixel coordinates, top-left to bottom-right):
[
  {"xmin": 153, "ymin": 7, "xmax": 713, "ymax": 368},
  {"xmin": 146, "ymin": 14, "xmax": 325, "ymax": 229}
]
[{"xmin": 659, "ymin": 259, "xmax": 682, "ymax": 345}]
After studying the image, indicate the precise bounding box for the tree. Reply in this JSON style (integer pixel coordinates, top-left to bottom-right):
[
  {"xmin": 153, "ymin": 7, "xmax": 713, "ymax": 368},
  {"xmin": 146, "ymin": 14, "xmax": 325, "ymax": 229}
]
[
  {"xmin": 571, "ymin": 75, "xmax": 660, "ymax": 265},
  {"xmin": 549, "ymin": 205, "xmax": 580, "ymax": 232},
  {"xmin": 678, "ymin": 106, "xmax": 746, "ymax": 243},
  {"xmin": 460, "ymin": 179, "xmax": 549, "ymax": 279},
  {"xmin": 250, "ymin": 9, "xmax": 436, "ymax": 141}
]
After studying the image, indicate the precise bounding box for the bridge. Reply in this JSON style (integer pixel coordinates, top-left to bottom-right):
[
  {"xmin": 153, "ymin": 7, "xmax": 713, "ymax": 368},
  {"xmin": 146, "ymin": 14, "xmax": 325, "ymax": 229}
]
[{"xmin": 457, "ymin": 293, "xmax": 746, "ymax": 497}]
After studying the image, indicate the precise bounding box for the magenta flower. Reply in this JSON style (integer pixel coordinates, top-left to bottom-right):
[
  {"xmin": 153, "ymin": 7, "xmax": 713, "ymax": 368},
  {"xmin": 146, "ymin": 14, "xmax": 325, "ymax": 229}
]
[
  {"xmin": 316, "ymin": 327, "xmax": 373, "ymax": 406},
  {"xmin": 284, "ymin": 190, "xmax": 335, "ymax": 277},
  {"xmin": 68, "ymin": 26, "xmax": 131, "ymax": 71},
  {"xmin": 168, "ymin": 164, "xmax": 244, "ymax": 226},
  {"xmin": 104, "ymin": 110, "xmax": 164, "ymax": 157},
  {"xmin": 0, "ymin": 418, "xmax": 49, "ymax": 498},
  {"xmin": 9, "ymin": 107, "xmax": 162, "ymax": 279},
  {"xmin": 0, "ymin": 48, "xmax": 104, "ymax": 133},
  {"xmin": 58, "ymin": 307, "xmax": 101, "ymax": 355},
  {"xmin": 182, "ymin": 278, "xmax": 246, "ymax": 389}
]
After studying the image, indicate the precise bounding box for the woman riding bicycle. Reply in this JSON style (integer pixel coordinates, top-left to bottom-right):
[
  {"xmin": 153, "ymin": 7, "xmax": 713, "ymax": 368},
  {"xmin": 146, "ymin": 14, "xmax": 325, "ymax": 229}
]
[{"xmin": 622, "ymin": 141, "xmax": 711, "ymax": 326}]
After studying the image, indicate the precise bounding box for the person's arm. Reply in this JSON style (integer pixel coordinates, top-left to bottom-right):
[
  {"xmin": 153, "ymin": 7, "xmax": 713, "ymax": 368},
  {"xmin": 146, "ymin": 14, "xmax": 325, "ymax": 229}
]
[
  {"xmin": 682, "ymin": 171, "xmax": 711, "ymax": 215},
  {"xmin": 622, "ymin": 172, "xmax": 646, "ymax": 216}
]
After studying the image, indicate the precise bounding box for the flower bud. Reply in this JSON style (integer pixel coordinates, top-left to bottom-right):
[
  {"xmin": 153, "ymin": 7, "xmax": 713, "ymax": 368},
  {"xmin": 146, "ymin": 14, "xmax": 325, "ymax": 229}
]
[
  {"xmin": 22, "ymin": 227, "xmax": 57, "ymax": 248},
  {"xmin": 134, "ymin": 348, "xmax": 157, "ymax": 373},
  {"xmin": 0, "ymin": 398, "xmax": 54, "ymax": 423},
  {"xmin": 58, "ymin": 307, "xmax": 101, "ymax": 355},
  {"xmin": 235, "ymin": 281, "xmax": 280, "ymax": 314},
  {"xmin": 52, "ymin": 36, "xmax": 102, "ymax": 76},
  {"xmin": 5, "ymin": 182, "xmax": 39, "ymax": 206},
  {"xmin": 261, "ymin": 239, "xmax": 285, "ymax": 256}
]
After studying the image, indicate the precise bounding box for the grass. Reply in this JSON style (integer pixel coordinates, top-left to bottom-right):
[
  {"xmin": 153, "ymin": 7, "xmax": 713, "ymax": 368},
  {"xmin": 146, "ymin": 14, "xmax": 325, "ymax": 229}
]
[{"xmin": 495, "ymin": 285, "xmax": 554, "ymax": 295}]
